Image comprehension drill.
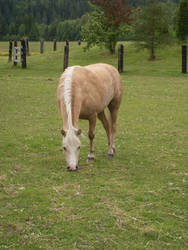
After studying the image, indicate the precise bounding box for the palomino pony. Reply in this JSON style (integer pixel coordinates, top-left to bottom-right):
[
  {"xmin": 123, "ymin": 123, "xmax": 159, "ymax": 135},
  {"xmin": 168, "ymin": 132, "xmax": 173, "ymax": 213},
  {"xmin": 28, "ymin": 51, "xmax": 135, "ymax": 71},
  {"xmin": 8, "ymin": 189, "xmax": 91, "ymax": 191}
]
[{"xmin": 57, "ymin": 63, "xmax": 122, "ymax": 171}]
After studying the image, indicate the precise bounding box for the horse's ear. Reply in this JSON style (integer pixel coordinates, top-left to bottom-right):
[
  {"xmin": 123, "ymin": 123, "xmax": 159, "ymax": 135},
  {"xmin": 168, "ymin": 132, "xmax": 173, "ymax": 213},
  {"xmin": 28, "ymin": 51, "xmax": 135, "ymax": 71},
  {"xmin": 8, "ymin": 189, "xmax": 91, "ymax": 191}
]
[
  {"xmin": 61, "ymin": 129, "xmax": 66, "ymax": 137},
  {"xmin": 76, "ymin": 129, "xmax": 82, "ymax": 136}
]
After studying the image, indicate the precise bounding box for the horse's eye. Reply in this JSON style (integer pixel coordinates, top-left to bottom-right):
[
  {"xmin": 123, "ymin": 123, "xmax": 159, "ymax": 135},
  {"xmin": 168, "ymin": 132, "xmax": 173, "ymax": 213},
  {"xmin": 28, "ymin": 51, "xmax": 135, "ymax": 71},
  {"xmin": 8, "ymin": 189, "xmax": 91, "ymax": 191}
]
[
  {"xmin": 63, "ymin": 147, "xmax": 67, "ymax": 151},
  {"xmin": 78, "ymin": 146, "xmax": 80, "ymax": 150}
]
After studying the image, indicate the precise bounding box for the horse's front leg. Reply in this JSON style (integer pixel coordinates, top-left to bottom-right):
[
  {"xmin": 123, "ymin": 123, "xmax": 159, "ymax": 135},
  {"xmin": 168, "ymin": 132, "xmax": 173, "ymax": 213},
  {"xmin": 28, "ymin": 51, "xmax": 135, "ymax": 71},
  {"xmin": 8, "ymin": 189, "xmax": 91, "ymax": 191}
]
[{"xmin": 87, "ymin": 114, "xmax": 97, "ymax": 161}]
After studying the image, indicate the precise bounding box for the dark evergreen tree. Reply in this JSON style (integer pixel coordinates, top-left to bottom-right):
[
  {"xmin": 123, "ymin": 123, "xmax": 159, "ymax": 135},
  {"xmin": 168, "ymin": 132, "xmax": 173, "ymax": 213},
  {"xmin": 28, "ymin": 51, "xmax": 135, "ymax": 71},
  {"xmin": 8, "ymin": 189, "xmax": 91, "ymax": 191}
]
[
  {"xmin": 176, "ymin": 0, "xmax": 188, "ymax": 42},
  {"xmin": 133, "ymin": 0, "xmax": 173, "ymax": 60}
]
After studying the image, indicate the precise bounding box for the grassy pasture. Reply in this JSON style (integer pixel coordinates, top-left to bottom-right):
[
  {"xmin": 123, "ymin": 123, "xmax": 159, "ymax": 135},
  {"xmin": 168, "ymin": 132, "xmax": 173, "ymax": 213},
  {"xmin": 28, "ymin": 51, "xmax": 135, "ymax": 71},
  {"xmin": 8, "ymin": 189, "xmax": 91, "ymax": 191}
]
[{"xmin": 0, "ymin": 41, "xmax": 187, "ymax": 249}]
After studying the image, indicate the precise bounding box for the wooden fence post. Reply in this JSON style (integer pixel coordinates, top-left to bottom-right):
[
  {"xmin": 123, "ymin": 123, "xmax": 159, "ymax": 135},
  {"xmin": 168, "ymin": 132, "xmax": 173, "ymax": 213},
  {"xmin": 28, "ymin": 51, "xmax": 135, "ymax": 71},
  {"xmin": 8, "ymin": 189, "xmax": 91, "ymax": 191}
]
[
  {"xmin": 63, "ymin": 44, "xmax": 69, "ymax": 71},
  {"xmin": 118, "ymin": 44, "xmax": 124, "ymax": 73},
  {"xmin": 21, "ymin": 40, "xmax": 27, "ymax": 68},
  {"xmin": 25, "ymin": 38, "xmax": 29, "ymax": 56},
  {"xmin": 182, "ymin": 45, "xmax": 187, "ymax": 74},
  {"xmin": 40, "ymin": 40, "xmax": 44, "ymax": 54},
  {"xmin": 14, "ymin": 41, "xmax": 18, "ymax": 66},
  {"xmin": 66, "ymin": 40, "xmax": 69, "ymax": 46},
  {"xmin": 9, "ymin": 40, "xmax": 13, "ymax": 62},
  {"xmin": 53, "ymin": 40, "xmax": 57, "ymax": 51}
]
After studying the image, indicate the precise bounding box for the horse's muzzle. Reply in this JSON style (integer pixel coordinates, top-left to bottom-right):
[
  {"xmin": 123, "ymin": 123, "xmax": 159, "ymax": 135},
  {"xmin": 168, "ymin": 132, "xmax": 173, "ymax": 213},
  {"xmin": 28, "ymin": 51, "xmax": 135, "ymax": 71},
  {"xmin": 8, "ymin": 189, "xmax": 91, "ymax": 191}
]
[{"xmin": 67, "ymin": 166, "xmax": 78, "ymax": 171}]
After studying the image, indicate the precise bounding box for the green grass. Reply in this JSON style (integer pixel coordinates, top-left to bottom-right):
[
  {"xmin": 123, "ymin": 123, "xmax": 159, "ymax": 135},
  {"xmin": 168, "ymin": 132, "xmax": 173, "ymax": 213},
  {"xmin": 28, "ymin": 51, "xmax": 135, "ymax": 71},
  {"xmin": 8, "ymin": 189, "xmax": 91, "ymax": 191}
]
[{"xmin": 0, "ymin": 41, "xmax": 188, "ymax": 249}]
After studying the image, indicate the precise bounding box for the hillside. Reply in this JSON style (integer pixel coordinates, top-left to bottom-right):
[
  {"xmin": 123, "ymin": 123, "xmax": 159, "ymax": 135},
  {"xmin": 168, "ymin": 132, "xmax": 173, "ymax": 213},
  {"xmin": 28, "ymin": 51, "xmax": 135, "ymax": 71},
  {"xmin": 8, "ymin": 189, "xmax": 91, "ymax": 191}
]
[
  {"xmin": 0, "ymin": 0, "xmax": 179, "ymax": 41},
  {"xmin": 0, "ymin": 0, "xmax": 90, "ymax": 25},
  {"xmin": 0, "ymin": 0, "xmax": 179, "ymax": 25}
]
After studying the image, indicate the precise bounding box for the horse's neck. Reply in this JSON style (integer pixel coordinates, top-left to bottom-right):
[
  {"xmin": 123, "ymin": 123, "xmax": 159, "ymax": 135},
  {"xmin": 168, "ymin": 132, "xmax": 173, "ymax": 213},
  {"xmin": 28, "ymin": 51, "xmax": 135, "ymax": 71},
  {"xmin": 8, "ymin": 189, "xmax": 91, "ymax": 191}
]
[
  {"xmin": 63, "ymin": 66, "xmax": 77, "ymax": 131},
  {"xmin": 66, "ymin": 104, "xmax": 78, "ymax": 132}
]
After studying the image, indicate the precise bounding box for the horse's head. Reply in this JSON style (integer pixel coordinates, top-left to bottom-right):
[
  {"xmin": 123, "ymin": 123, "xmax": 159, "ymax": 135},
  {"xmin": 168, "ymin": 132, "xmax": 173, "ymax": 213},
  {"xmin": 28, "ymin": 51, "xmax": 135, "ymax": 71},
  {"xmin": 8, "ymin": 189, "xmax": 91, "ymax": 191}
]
[{"xmin": 61, "ymin": 128, "xmax": 82, "ymax": 171}]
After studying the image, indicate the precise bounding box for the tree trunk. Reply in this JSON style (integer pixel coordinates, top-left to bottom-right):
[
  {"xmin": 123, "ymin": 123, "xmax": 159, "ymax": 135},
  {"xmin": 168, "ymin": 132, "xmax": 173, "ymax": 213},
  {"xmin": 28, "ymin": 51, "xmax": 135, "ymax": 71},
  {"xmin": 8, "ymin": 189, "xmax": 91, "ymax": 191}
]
[
  {"xmin": 108, "ymin": 41, "xmax": 116, "ymax": 54},
  {"xmin": 149, "ymin": 45, "xmax": 156, "ymax": 61}
]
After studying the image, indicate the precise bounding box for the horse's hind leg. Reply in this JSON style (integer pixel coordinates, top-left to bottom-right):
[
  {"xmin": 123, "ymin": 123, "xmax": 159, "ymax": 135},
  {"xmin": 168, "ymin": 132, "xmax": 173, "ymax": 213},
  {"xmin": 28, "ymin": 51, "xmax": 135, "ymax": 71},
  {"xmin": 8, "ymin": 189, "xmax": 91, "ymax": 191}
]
[
  {"xmin": 88, "ymin": 114, "xmax": 97, "ymax": 161},
  {"xmin": 108, "ymin": 101, "xmax": 120, "ymax": 157},
  {"xmin": 97, "ymin": 111, "xmax": 114, "ymax": 157}
]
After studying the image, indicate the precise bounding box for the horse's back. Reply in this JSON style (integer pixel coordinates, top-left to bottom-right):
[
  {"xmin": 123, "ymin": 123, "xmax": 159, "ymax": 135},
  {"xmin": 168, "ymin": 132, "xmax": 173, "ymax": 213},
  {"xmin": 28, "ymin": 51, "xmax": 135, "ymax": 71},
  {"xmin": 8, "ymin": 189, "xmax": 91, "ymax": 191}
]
[
  {"xmin": 74, "ymin": 63, "xmax": 122, "ymax": 98},
  {"xmin": 72, "ymin": 63, "xmax": 122, "ymax": 116},
  {"xmin": 85, "ymin": 63, "xmax": 121, "ymax": 89}
]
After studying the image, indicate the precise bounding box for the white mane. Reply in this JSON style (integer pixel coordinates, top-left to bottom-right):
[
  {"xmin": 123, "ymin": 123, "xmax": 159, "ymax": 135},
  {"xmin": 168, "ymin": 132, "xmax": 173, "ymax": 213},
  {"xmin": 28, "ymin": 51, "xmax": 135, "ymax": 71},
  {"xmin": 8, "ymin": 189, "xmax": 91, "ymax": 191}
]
[{"xmin": 60, "ymin": 66, "xmax": 79, "ymax": 131}]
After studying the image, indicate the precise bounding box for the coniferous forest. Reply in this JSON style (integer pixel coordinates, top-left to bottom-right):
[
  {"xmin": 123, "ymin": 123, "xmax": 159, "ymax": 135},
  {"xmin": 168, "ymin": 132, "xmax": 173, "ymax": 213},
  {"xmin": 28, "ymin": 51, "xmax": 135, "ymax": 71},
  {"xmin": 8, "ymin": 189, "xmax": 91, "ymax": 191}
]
[{"xmin": 0, "ymin": 0, "xmax": 179, "ymax": 41}]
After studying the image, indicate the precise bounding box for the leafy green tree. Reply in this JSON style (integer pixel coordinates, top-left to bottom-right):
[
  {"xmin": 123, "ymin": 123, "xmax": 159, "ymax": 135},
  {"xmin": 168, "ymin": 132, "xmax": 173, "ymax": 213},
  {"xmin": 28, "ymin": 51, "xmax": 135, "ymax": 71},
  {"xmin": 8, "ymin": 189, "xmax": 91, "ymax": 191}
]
[
  {"xmin": 29, "ymin": 23, "xmax": 39, "ymax": 40},
  {"xmin": 44, "ymin": 26, "xmax": 49, "ymax": 41},
  {"xmin": 81, "ymin": 5, "xmax": 110, "ymax": 52},
  {"xmin": 81, "ymin": 1, "xmax": 132, "ymax": 54},
  {"xmin": 0, "ymin": 16, "xmax": 9, "ymax": 39},
  {"xmin": 18, "ymin": 24, "xmax": 26, "ymax": 38},
  {"xmin": 133, "ymin": 0, "xmax": 173, "ymax": 60},
  {"xmin": 176, "ymin": 0, "xmax": 188, "ymax": 43},
  {"xmin": 48, "ymin": 21, "xmax": 58, "ymax": 41},
  {"xmin": 57, "ymin": 19, "xmax": 81, "ymax": 41}
]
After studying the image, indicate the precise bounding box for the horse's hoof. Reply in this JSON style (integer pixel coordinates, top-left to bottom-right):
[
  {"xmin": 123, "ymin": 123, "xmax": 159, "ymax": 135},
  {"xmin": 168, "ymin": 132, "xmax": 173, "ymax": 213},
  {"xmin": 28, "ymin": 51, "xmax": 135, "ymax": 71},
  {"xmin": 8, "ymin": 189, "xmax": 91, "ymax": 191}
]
[
  {"xmin": 87, "ymin": 156, "xmax": 95, "ymax": 162},
  {"xmin": 67, "ymin": 166, "xmax": 78, "ymax": 171},
  {"xmin": 107, "ymin": 153, "xmax": 114, "ymax": 158}
]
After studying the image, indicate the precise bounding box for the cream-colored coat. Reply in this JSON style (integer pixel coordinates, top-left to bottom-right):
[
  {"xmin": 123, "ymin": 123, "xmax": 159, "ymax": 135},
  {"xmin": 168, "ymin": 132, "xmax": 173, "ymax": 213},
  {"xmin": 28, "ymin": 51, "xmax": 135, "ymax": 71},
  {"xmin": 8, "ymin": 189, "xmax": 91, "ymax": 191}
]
[{"xmin": 57, "ymin": 63, "xmax": 122, "ymax": 171}]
